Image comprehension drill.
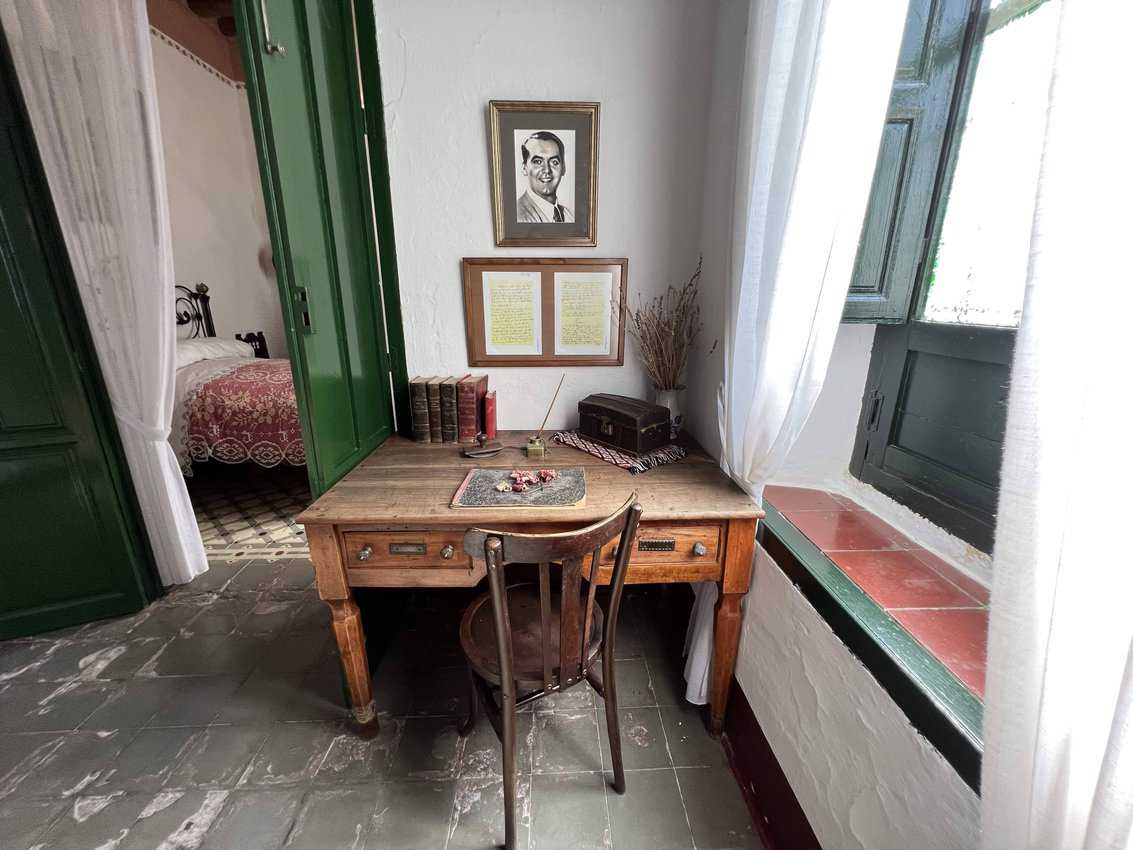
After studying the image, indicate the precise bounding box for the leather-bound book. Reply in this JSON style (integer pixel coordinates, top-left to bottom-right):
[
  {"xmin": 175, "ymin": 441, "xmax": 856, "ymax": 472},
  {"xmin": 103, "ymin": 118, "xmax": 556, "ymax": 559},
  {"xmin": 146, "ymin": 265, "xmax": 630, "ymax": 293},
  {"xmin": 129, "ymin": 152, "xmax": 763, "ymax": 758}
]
[
  {"xmin": 484, "ymin": 390, "xmax": 497, "ymax": 440},
  {"xmin": 457, "ymin": 375, "xmax": 488, "ymax": 444},
  {"xmin": 440, "ymin": 375, "xmax": 467, "ymax": 443},
  {"xmin": 409, "ymin": 376, "xmax": 431, "ymax": 442},
  {"xmin": 426, "ymin": 376, "xmax": 444, "ymax": 442}
]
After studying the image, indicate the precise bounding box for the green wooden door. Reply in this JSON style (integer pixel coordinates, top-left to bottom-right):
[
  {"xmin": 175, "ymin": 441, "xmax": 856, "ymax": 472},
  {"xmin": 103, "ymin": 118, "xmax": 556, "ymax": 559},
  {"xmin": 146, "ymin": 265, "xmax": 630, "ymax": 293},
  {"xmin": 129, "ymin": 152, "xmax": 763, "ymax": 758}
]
[
  {"xmin": 843, "ymin": 0, "xmax": 972, "ymax": 322},
  {"xmin": 235, "ymin": 0, "xmax": 400, "ymax": 497},
  {"xmin": 0, "ymin": 45, "xmax": 156, "ymax": 638}
]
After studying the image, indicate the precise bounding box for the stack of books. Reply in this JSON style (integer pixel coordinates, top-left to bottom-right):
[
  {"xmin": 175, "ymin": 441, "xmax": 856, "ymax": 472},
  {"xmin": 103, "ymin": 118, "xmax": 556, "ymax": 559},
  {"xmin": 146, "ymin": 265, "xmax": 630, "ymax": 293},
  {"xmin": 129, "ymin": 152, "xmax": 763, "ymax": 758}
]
[{"xmin": 409, "ymin": 375, "xmax": 497, "ymax": 444}]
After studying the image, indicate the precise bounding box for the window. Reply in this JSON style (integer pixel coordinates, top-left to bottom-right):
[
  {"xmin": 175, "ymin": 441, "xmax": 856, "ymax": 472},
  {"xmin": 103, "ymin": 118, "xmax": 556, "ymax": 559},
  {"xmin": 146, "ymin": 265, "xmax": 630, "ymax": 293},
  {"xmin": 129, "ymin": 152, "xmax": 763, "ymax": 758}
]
[{"xmin": 849, "ymin": 0, "xmax": 1059, "ymax": 551}]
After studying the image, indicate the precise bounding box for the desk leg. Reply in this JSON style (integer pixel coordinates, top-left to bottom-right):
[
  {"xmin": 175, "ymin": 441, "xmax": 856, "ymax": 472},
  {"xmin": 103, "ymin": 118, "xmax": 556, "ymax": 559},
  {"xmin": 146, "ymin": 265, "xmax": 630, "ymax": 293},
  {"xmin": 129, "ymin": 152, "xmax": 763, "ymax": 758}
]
[
  {"xmin": 307, "ymin": 524, "xmax": 375, "ymax": 725},
  {"xmin": 709, "ymin": 591, "xmax": 742, "ymax": 735},
  {"xmin": 709, "ymin": 518, "xmax": 757, "ymax": 735}
]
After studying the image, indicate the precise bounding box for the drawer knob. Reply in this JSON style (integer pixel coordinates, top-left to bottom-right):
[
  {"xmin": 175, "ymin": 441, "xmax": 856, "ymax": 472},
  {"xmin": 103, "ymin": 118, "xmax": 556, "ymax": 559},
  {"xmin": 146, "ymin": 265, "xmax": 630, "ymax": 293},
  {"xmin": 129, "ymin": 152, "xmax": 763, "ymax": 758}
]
[
  {"xmin": 440, "ymin": 544, "xmax": 455, "ymax": 560},
  {"xmin": 692, "ymin": 542, "xmax": 707, "ymax": 557},
  {"xmin": 357, "ymin": 544, "xmax": 373, "ymax": 562}
]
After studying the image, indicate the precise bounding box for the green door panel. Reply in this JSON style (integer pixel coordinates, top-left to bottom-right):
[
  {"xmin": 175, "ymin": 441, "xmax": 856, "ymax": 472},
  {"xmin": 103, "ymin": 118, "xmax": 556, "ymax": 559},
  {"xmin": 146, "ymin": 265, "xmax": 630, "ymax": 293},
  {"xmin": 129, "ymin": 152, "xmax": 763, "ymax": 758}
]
[
  {"xmin": 235, "ymin": 0, "xmax": 395, "ymax": 497},
  {"xmin": 843, "ymin": 0, "xmax": 972, "ymax": 323},
  {"xmin": 0, "ymin": 46, "xmax": 156, "ymax": 638}
]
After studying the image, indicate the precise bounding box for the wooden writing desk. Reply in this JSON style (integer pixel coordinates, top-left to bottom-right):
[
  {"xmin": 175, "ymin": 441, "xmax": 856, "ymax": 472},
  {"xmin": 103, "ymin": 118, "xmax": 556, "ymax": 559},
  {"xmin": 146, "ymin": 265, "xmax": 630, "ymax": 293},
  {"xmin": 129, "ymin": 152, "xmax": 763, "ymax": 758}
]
[{"xmin": 297, "ymin": 431, "xmax": 763, "ymax": 734}]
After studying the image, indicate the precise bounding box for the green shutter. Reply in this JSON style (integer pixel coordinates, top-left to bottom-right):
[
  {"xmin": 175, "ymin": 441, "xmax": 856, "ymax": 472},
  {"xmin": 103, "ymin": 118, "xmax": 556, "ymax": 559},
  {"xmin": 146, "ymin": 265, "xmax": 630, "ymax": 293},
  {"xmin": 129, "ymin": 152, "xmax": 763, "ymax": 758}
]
[{"xmin": 843, "ymin": 0, "xmax": 973, "ymax": 323}]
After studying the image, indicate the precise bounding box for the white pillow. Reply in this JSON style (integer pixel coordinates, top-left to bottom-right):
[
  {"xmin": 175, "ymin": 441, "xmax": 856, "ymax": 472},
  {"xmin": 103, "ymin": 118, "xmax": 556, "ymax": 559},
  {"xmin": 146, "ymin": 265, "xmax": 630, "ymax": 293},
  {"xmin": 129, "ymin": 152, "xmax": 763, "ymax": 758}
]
[{"xmin": 176, "ymin": 338, "xmax": 255, "ymax": 370}]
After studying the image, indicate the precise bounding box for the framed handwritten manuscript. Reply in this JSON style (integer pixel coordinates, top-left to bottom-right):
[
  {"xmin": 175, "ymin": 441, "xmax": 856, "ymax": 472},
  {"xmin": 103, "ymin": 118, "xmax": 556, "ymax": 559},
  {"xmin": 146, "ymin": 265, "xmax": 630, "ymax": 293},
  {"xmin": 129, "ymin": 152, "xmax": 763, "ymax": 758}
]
[{"xmin": 461, "ymin": 258, "xmax": 627, "ymax": 367}]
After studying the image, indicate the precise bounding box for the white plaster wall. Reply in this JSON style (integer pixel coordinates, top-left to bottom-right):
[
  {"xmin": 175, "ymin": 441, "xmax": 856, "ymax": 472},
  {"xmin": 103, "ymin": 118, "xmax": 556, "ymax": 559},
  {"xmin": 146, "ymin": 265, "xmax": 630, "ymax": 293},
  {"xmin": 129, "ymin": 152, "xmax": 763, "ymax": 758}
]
[
  {"xmin": 739, "ymin": 544, "xmax": 982, "ymax": 850},
  {"xmin": 374, "ymin": 0, "xmax": 716, "ymax": 429},
  {"xmin": 150, "ymin": 34, "xmax": 284, "ymax": 358}
]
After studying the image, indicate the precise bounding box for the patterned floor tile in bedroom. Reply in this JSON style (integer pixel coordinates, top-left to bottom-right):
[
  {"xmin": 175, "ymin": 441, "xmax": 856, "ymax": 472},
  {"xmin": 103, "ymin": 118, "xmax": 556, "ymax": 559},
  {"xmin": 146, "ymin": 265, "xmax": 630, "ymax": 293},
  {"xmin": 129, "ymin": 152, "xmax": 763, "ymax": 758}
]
[{"xmin": 187, "ymin": 464, "xmax": 311, "ymax": 559}]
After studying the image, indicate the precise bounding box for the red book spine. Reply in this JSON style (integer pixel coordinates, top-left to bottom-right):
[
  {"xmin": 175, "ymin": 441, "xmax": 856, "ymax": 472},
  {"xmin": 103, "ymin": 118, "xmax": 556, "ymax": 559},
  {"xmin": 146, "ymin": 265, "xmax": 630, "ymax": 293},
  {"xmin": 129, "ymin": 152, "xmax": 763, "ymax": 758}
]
[
  {"xmin": 484, "ymin": 391, "xmax": 497, "ymax": 440},
  {"xmin": 457, "ymin": 377, "xmax": 478, "ymax": 444}
]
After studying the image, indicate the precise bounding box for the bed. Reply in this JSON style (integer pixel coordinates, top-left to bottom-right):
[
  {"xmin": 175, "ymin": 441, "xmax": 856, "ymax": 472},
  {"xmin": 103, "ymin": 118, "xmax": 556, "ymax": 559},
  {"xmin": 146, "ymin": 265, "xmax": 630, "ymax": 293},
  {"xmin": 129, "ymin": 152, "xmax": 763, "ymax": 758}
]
[{"xmin": 173, "ymin": 283, "xmax": 305, "ymax": 474}]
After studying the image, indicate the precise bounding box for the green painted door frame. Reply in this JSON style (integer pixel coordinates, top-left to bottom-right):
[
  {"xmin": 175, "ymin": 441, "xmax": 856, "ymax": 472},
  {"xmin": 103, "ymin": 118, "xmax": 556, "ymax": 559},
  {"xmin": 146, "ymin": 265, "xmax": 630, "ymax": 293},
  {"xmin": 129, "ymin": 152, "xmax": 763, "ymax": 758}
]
[
  {"xmin": 234, "ymin": 0, "xmax": 410, "ymax": 497},
  {"xmin": 0, "ymin": 34, "xmax": 159, "ymax": 638}
]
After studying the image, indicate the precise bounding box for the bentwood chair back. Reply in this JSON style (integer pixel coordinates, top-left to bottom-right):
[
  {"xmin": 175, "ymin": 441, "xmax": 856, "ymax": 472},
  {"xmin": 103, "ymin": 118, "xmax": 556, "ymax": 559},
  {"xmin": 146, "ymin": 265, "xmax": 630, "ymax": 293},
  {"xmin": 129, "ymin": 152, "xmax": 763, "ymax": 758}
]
[{"xmin": 458, "ymin": 493, "xmax": 642, "ymax": 850}]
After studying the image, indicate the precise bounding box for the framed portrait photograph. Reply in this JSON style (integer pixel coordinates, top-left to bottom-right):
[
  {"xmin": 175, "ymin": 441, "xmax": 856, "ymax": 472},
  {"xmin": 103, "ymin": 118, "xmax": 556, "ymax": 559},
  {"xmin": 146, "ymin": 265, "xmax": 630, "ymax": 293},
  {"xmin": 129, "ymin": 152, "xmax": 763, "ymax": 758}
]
[{"xmin": 489, "ymin": 101, "xmax": 599, "ymax": 247}]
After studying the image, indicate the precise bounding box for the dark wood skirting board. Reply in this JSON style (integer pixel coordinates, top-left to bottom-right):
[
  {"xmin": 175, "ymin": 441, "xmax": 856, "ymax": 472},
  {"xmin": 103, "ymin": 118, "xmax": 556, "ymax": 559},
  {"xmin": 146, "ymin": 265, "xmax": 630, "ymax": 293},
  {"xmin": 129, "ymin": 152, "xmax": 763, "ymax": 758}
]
[{"xmin": 722, "ymin": 675, "xmax": 822, "ymax": 850}]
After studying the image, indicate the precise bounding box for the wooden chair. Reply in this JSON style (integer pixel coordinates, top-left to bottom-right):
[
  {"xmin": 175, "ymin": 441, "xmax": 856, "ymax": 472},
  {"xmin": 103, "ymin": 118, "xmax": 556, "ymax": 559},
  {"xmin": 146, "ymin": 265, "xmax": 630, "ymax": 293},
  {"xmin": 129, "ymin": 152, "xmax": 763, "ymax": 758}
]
[{"xmin": 458, "ymin": 494, "xmax": 643, "ymax": 850}]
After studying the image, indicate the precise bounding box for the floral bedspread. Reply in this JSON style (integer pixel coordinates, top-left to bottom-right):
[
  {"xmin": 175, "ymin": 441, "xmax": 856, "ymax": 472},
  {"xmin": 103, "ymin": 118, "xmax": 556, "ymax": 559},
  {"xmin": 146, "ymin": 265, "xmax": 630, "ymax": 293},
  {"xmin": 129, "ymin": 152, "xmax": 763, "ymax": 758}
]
[{"xmin": 181, "ymin": 358, "xmax": 306, "ymax": 471}]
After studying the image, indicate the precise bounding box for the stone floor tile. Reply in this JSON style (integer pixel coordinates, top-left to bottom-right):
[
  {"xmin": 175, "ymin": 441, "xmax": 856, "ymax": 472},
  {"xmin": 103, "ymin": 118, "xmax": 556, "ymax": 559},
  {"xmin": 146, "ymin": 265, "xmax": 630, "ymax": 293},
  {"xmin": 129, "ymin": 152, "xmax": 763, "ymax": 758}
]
[
  {"xmin": 256, "ymin": 632, "xmax": 333, "ymax": 675},
  {"xmin": 37, "ymin": 792, "xmax": 150, "ymax": 849},
  {"xmin": 243, "ymin": 721, "xmax": 337, "ymax": 787},
  {"xmin": 314, "ymin": 719, "xmax": 402, "ymax": 784},
  {"xmin": 0, "ymin": 681, "xmax": 118, "ymax": 733},
  {"xmin": 364, "ymin": 780, "xmax": 454, "ymax": 849},
  {"xmin": 660, "ymin": 703, "xmax": 727, "ymax": 768},
  {"xmin": 533, "ymin": 710, "xmax": 603, "ymax": 774},
  {"xmin": 282, "ymin": 667, "xmax": 351, "ymax": 723},
  {"xmin": 607, "ymin": 767, "xmax": 694, "ymax": 850},
  {"xmin": 94, "ymin": 726, "xmax": 201, "ymax": 793},
  {"xmin": 0, "ymin": 639, "xmax": 58, "ymax": 683},
  {"xmin": 606, "ymin": 658, "xmax": 658, "ymax": 708},
  {"xmin": 80, "ymin": 677, "xmax": 184, "ymax": 730},
  {"xmin": 599, "ymin": 706, "xmax": 671, "ymax": 771},
  {"xmin": 188, "ymin": 596, "xmax": 258, "ymax": 636},
  {"xmin": 225, "ymin": 561, "xmax": 284, "ymax": 592},
  {"xmin": 273, "ymin": 559, "xmax": 316, "ymax": 591},
  {"xmin": 200, "ymin": 787, "xmax": 305, "ymax": 849},
  {"xmin": 447, "ymin": 773, "xmax": 532, "ymax": 850},
  {"xmin": 459, "ymin": 710, "xmax": 534, "ymax": 777},
  {"xmin": 145, "ymin": 674, "xmax": 247, "ymax": 727},
  {"xmin": 530, "ymin": 771, "xmax": 611, "ymax": 850},
  {"xmin": 287, "ymin": 597, "xmax": 332, "ymax": 635},
  {"xmin": 215, "ymin": 671, "xmax": 305, "ymax": 725},
  {"xmin": 0, "ymin": 732, "xmax": 66, "ymax": 797},
  {"xmin": 535, "ymin": 684, "xmax": 596, "ymax": 713},
  {"xmin": 237, "ymin": 597, "xmax": 301, "ymax": 636},
  {"xmin": 165, "ymin": 724, "xmax": 271, "ymax": 789},
  {"xmin": 127, "ymin": 604, "xmax": 203, "ymax": 638},
  {"xmin": 10, "ymin": 729, "xmax": 133, "ymax": 798},
  {"xmin": 117, "ymin": 788, "xmax": 232, "ymax": 847},
  {"xmin": 285, "ymin": 786, "xmax": 379, "ymax": 848},
  {"xmin": 387, "ymin": 716, "xmax": 463, "ymax": 780},
  {"xmin": 0, "ymin": 796, "xmax": 67, "ymax": 848},
  {"xmin": 182, "ymin": 560, "xmax": 248, "ymax": 592},
  {"xmin": 678, "ymin": 765, "xmax": 763, "ymax": 849},
  {"xmin": 647, "ymin": 657, "xmax": 689, "ymax": 707}
]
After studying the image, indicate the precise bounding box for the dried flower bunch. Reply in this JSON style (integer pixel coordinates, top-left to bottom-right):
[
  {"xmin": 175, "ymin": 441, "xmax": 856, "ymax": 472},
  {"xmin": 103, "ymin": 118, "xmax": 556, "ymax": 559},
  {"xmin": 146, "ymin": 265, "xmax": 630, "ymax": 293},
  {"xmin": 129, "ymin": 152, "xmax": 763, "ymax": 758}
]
[{"xmin": 623, "ymin": 257, "xmax": 715, "ymax": 390}]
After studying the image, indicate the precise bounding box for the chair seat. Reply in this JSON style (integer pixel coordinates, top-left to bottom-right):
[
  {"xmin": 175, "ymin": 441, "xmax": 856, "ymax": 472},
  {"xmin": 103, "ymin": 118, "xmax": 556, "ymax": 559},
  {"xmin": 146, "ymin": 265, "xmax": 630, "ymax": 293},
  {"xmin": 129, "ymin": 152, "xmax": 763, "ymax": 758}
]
[{"xmin": 459, "ymin": 582, "xmax": 604, "ymax": 688}]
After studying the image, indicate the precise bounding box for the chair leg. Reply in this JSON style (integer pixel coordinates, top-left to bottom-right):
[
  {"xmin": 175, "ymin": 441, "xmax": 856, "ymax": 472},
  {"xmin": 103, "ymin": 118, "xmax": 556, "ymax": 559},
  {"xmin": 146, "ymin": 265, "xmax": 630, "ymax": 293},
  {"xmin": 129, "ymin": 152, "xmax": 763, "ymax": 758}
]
[
  {"xmin": 603, "ymin": 646, "xmax": 626, "ymax": 794},
  {"xmin": 501, "ymin": 688, "xmax": 517, "ymax": 850},
  {"xmin": 458, "ymin": 664, "xmax": 478, "ymax": 737}
]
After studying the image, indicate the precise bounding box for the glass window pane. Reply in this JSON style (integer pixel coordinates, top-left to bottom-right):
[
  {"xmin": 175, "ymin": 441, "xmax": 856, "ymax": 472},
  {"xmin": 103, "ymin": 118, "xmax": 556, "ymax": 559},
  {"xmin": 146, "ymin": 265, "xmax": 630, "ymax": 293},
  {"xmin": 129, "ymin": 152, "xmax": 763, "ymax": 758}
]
[{"xmin": 921, "ymin": 0, "xmax": 1060, "ymax": 327}]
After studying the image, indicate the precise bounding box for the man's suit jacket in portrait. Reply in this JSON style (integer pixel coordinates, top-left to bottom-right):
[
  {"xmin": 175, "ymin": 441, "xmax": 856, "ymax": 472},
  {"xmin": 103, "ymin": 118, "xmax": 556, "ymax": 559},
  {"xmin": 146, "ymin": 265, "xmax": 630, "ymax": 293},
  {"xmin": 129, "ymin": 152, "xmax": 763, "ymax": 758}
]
[{"xmin": 516, "ymin": 190, "xmax": 574, "ymax": 224}]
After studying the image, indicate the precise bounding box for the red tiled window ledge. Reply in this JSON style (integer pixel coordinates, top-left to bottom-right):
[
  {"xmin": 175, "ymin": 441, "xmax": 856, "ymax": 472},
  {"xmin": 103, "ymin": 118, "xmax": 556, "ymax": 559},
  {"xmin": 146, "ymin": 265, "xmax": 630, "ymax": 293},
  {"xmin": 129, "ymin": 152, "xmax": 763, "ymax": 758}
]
[{"xmin": 765, "ymin": 485, "xmax": 989, "ymax": 701}]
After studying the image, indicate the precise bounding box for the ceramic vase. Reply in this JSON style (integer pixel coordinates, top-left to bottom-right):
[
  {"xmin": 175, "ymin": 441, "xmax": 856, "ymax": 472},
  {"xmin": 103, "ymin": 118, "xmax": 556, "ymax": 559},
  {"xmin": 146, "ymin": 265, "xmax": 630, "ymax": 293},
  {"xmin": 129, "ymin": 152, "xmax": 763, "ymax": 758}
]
[{"xmin": 654, "ymin": 386, "xmax": 684, "ymax": 440}]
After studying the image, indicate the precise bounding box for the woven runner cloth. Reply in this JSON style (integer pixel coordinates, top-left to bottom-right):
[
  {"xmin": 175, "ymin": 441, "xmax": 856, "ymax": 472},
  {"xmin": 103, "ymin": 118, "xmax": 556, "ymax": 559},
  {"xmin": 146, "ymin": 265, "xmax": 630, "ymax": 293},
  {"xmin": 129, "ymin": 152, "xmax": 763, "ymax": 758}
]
[{"xmin": 553, "ymin": 430, "xmax": 687, "ymax": 474}]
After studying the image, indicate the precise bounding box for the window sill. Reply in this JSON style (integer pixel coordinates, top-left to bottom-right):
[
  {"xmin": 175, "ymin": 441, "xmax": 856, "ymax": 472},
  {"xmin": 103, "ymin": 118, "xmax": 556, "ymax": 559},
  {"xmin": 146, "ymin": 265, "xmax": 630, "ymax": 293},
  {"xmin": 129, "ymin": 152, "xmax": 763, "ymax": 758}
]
[{"xmin": 760, "ymin": 486, "xmax": 986, "ymax": 793}]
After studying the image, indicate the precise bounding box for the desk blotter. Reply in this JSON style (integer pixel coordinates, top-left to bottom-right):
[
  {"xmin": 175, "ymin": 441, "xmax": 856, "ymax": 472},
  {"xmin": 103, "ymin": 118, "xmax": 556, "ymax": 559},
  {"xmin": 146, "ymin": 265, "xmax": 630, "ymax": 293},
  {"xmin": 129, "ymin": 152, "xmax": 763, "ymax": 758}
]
[{"xmin": 451, "ymin": 467, "xmax": 586, "ymax": 509}]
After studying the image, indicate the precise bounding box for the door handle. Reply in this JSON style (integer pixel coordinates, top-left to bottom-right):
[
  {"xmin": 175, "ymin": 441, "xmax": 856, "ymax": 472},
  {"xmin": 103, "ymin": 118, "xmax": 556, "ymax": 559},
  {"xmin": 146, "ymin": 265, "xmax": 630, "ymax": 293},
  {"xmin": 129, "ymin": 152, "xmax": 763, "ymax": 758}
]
[{"xmin": 259, "ymin": 0, "xmax": 286, "ymax": 55}]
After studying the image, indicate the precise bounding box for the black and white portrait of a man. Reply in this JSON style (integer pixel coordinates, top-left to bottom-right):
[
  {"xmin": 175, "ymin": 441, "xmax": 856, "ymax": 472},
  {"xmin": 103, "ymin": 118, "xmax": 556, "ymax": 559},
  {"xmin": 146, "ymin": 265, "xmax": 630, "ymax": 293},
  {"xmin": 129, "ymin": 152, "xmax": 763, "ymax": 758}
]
[{"xmin": 514, "ymin": 129, "xmax": 575, "ymax": 224}]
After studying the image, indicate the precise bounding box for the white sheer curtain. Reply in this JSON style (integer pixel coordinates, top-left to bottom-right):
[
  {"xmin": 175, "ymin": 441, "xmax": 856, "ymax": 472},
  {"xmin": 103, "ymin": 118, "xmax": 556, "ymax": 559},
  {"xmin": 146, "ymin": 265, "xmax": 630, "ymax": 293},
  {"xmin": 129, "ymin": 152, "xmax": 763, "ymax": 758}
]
[
  {"xmin": 683, "ymin": 0, "xmax": 907, "ymax": 703},
  {"xmin": 981, "ymin": 0, "xmax": 1133, "ymax": 847},
  {"xmin": 1, "ymin": 1, "xmax": 206, "ymax": 586}
]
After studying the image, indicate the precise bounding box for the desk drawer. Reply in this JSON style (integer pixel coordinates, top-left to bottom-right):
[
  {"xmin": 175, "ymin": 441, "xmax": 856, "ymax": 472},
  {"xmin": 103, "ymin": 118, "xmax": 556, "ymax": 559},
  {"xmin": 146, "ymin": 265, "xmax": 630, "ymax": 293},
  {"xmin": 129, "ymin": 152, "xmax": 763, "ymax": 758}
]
[
  {"xmin": 600, "ymin": 522, "xmax": 722, "ymax": 566},
  {"xmin": 342, "ymin": 530, "xmax": 471, "ymax": 570}
]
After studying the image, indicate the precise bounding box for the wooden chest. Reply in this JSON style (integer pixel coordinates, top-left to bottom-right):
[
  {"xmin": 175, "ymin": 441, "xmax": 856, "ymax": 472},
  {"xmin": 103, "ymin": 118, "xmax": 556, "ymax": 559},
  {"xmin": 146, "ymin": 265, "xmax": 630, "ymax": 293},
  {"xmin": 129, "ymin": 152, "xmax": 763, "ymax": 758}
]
[{"xmin": 577, "ymin": 393, "xmax": 670, "ymax": 454}]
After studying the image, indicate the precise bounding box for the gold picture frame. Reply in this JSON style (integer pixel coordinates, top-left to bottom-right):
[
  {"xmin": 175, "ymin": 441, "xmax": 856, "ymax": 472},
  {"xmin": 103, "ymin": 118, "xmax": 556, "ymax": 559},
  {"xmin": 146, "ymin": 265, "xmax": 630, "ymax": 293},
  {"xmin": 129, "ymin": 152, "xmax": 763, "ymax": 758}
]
[{"xmin": 489, "ymin": 101, "xmax": 599, "ymax": 247}]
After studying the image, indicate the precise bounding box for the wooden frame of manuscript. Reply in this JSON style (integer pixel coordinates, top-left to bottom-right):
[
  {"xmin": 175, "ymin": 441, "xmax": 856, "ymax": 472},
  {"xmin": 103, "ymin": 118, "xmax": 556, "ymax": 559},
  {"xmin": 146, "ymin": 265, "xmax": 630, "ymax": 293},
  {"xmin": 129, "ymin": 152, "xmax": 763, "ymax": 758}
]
[{"xmin": 462, "ymin": 257, "xmax": 628, "ymax": 367}]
